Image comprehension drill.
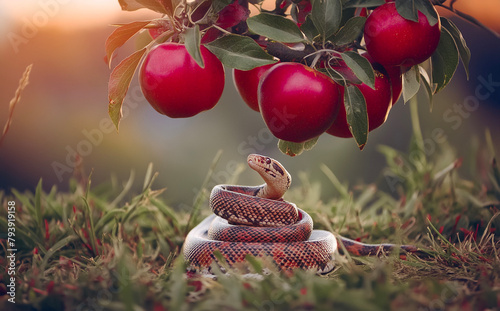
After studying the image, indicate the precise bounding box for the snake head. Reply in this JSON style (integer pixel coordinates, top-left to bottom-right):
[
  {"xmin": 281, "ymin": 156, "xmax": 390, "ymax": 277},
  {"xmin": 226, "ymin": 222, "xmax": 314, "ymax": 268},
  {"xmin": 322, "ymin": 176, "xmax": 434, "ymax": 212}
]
[{"xmin": 247, "ymin": 154, "xmax": 291, "ymax": 200}]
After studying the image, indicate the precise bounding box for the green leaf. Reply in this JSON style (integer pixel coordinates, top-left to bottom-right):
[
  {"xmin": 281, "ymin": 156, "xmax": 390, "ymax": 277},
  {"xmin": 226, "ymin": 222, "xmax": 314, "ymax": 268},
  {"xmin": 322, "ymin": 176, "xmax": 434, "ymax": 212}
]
[
  {"xmin": 414, "ymin": 0, "xmax": 438, "ymax": 26},
  {"xmin": 245, "ymin": 255, "xmax": 263, "ymax": 272},
  {"xmin": 108, "ymin": 48, "xmax": 147, "ymax": 131},
  {"xmin": 332, "ymin": 16, "xmax": 366, "ymax": 45},
  {"xmin": 419, "ymin": 66, "xmax": 434, "ymax": 110},
  {"xmin": 395, "ymin": 0, "xmax": 439, "ymax": 26},
  {"xmin": 118, "ymin": 0, "xmax": 172, "ymax": 15},
  {"xmin": 300, "ymin": 15, "xmax": 319, "ymax": 42},
  {"xmin": 395, "ymin": 0, "xmax": 418, "ymax": 22},
  {"xmin": 185, "ymin": 25, "xmax": 204, "ymax": 68},
  {"xmin": 212, "ymin": 0, "xmax": 233, "ymax": 12},
  {"xmin": 94, "ymin": 209, "xmax": 125, "ymax": 233},
  {"xmin": 341, "ymin": 51, "xmax": 375, "ymax": 89},
  {"xmin": 40, "ymin": 235, "xmax": 80, "ymax": 271},
  {"xmin": 343, "ymin": 0, "xmax": 384, "ymax": 8},
  {"xmin": 402, "ymin": 65, "xmax": 420, "ymax": 103},
  {"xmin": 441, "ymin": 17, "xmax": 471, "ymax": 79},
  {"xmin": 34, "ymin": 179, "xmax": 44, "ymax": 238},
  {"xmin": 322, "ymin": 67, "xmax": 345, "ymax": 84},
  {"xmin": 105, "ymin": 21, "xmax": 151, "ymax": 67},
  {"xmin": 205, "ymin": 34, "xmax": 277, "ymax": 70},
  {"xmin": 310, "ymin": 0, "xmax": 342, "ymax": 40},
  {"xmin": 278, "ymin": 137, "xmax": 319, "ymax": 156},
  {"xmin": 247, "ymin": 13, "xmax": 305, "ymax": 43},
  {"xmin": 159, "ymin": 0, "xmax": 175, "ymax": 16},
  {"xmin": 431, "ymin": 27, "xmax": 459, "ymax": 93},
  {"xmin": 344, "ymin": 84, "xmax": 368, "ymax": 149}
]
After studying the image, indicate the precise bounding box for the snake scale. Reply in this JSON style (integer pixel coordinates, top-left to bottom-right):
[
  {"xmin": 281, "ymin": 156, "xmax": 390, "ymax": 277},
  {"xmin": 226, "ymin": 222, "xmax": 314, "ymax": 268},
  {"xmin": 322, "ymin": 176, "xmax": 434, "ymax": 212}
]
[{"xmin": 183, "ymin": 154, "xmax": 420, "ymax": 273}]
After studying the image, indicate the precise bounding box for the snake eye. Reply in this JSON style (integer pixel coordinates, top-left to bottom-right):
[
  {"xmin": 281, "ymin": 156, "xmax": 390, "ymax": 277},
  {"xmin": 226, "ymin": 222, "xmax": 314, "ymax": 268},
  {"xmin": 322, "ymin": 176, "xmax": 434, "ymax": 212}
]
[{"xmin": 265, "ymin": 157, "xmax": 271, "ymax": 164}]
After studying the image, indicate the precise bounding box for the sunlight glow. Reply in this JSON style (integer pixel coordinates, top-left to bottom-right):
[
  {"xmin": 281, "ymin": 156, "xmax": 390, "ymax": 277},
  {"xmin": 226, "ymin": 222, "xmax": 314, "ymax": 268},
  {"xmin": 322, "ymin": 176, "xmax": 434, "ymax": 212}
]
[
  {"xmin": 1, "ymin": 0, "xmax": 499, "ymax": 32},
  {"xmin": 1, "ymin": 0, "xmax": 158, "ymax": 31}
]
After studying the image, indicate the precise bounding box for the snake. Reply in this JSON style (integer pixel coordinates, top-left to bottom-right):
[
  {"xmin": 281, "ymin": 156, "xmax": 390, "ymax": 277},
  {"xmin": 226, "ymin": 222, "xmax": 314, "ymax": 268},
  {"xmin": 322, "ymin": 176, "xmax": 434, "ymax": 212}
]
[{"xmin": 183, "ymin": 154, "xmax": 420, "ymax": 273}]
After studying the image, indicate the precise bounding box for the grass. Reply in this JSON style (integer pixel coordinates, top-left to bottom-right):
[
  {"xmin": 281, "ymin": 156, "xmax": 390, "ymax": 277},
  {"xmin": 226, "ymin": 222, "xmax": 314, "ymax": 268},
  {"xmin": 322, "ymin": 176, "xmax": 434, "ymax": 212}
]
[{"xmin": 1, "ymin": 128, "xmax": 500, "ymax": 310}]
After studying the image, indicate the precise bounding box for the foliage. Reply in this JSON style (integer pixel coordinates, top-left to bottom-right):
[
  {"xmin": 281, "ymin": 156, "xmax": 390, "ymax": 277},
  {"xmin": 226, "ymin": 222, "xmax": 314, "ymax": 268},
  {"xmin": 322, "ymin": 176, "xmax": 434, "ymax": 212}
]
[
  {"xmin": 103, "ymin": 0, "xmax": 483, "ymax": 154},
  {"xmin": 1, "ymin": 117, "xmax": 499, "ymax": 310}
]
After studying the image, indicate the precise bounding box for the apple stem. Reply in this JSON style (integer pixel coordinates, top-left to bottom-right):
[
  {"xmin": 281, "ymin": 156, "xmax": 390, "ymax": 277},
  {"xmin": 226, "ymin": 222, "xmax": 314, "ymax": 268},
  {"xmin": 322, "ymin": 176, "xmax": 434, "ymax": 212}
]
[
  {"xmin": 309, "ymin": 53, "xmax": 322, "ymax": 68},
  {"xmin": 212, "ymin": 24, "xmax": 234, "ymax": 35},
  {"xmin": 304, "ymin": 49, "xmax": 342, "ymax": 64}
]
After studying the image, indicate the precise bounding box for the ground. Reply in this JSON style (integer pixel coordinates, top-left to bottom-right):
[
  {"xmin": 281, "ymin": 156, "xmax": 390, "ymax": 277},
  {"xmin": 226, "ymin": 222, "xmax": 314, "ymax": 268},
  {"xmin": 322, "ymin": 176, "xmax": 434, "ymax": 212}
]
[{"xmin": 1, "ymin": 125, "xmax": 499, "ymax": 311}]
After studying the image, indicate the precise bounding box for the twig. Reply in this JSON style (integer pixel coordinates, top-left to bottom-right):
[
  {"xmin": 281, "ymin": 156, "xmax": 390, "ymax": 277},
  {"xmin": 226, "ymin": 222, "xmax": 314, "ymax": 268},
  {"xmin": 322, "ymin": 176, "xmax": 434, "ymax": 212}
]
[
  {"xmin": 266, "ymin": 42, "xmax": 316, "ymax": 64},
  {"xmin": 434, "ymin": 2, "xmax": 500, "ymax": 39}
]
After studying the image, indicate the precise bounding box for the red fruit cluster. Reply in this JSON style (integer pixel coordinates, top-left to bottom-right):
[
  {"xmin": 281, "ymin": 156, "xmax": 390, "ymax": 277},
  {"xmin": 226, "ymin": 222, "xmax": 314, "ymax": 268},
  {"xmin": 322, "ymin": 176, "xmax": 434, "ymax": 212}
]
[
  {"xmin": 231, "ymin": 2, "xmax": 441, "ymax": 143},
  {"xmin": 138, "ymin": 0, "xmax": 441, "ymax": 145},
  {"xmin": 233, "ymin": 55, "xmax": 395, "ymax": 142}
]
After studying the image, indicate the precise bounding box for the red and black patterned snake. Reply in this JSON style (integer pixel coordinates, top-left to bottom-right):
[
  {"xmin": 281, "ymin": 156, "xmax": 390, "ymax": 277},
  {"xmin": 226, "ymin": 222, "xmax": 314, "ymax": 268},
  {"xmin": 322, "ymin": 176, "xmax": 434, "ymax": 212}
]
[{"xmin": 183, "ymin": 154, "xmax": 420, "ymax": 273}]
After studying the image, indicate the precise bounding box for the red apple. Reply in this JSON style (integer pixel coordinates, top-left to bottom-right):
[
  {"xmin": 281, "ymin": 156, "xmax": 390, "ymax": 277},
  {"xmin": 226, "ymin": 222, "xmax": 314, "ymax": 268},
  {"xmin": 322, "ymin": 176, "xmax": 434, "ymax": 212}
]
[
  {"xmin": 216, "ymin": 2, "xmax": 249, "ymax": 29},
  {"xmin": 139, "ymin": 43, "xmax": 225, "ymax": 118},
  {"xmin": 364, "ymin": 2, "xmax": 441, "ymax": 67},
  {"xmin": 259, "ymin": 63, "xmax": 342, "ymax": 143},
  {"xmin": 233, "ymin": 63, "xmax": 277, "ymax": 112},
  {"xmin": 193, "ymin": 1, "xmax": 249, "ymax": 44},
  {"xmin": 326, "ymin": 55, "xmax": 393, "ymax": 138}
]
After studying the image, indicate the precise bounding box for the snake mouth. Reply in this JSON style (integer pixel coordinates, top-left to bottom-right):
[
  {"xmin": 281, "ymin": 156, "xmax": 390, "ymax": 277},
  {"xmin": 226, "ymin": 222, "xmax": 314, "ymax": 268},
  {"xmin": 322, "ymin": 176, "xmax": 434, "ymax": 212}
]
[
  {"xmin": 248, "ymin": 154, "xmax": 287, "ymax": 174},
  {"xmin": 247, "ymin": 154, "xmax": 264, "ymax": 170},
  {"xmin": 247, "ymin": 154, "xmax": 278, "ymax": 176},
  {"xmin": 247, "ymin": 158, "xmax": 258, "ymax": 170}
]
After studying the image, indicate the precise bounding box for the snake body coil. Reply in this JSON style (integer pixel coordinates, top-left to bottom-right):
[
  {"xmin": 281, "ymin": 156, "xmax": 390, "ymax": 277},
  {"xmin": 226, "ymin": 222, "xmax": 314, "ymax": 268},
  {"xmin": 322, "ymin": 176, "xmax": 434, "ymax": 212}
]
[{"xmin": 183, "ymin": 154, "xmax": 419, "ymax": 273}]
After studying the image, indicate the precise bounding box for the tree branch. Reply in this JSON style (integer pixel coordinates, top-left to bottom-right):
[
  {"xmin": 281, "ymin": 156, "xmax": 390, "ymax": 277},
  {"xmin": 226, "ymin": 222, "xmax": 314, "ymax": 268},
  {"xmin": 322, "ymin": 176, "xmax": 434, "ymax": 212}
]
[
  {"xmin": 266, "ymin": 41, "xmax": 316, "ymax": 64},
  {"xmin": 434, "ymin": 2, "xmax": 500, "ymax": 39}
]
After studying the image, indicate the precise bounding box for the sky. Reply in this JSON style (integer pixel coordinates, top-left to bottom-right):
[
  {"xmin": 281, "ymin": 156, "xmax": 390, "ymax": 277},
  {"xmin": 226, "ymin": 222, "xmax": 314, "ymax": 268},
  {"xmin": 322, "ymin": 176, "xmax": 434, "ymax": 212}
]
[
  {"xmin": 1, "ymin": 0, "xmax": 499, "ymax": 31},
  {"xmin": 0, "ymin": 0, "xmax": 156, "ymax": 43},
  {"xmin": 0, "ymin": 1, "xmax": 121, "ymax": 28}
]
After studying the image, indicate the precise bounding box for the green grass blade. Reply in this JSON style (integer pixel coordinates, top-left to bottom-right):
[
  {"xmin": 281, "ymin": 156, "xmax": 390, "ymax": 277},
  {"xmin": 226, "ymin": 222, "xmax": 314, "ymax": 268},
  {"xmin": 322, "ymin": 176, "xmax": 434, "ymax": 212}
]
[
  {"xmin": 34, "ymin": 179, "xmax": 44, "ymax": 238},
  {"xmin": 142, "ymin": 162, "xmax": 154, "ymax": 192},
  {"xmin": 94, "ymin": 209, "xmax": 126, "ymax": 233},
  {"xmin": 320, "ymin": 163, "xmax": 350, "ymax": 199},
  {"xmin": 40, "ymin": 235, "xmax": 79, "ymax": 271},
  {"xmin": 184, "ymin": 150, "xmax": 223, "ymax": 235},
  {"xmin": 110, "ymin": 169, "xmax": 135, "ymax": 207}
]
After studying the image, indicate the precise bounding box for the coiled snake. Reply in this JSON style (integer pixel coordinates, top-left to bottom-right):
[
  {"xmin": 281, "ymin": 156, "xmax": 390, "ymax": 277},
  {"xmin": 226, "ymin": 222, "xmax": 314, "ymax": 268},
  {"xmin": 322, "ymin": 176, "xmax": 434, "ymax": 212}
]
[{"xmin": 183, "ymin": 154, "xmax": 420, "ymax": 273}]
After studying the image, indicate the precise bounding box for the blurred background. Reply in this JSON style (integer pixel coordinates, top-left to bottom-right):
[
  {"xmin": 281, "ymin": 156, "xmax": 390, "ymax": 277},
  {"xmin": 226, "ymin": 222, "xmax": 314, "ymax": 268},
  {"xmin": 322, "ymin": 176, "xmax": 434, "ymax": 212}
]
[{"xmin": 0, "ymin": 0, "xmax": 499, "ymax": 209}]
